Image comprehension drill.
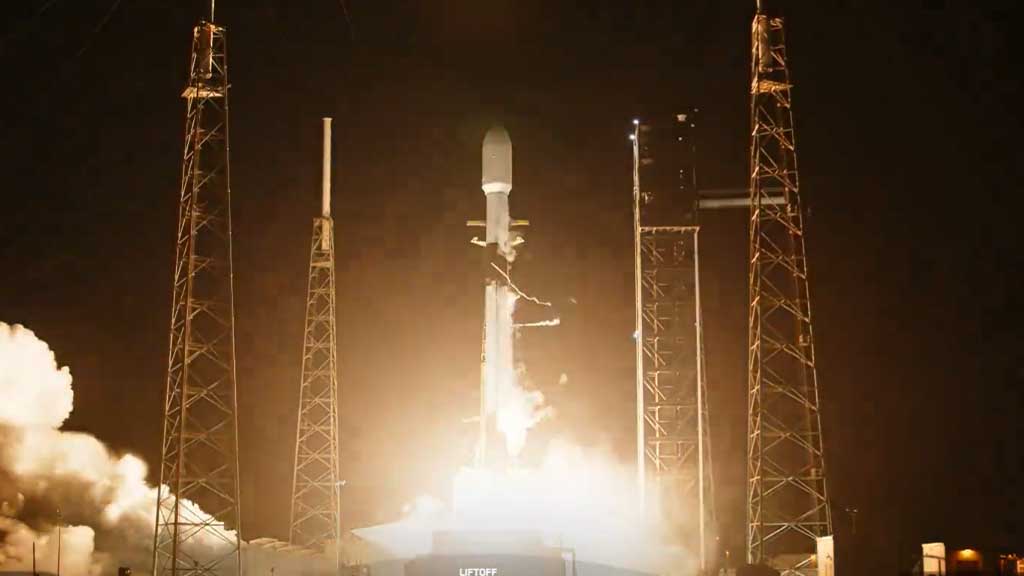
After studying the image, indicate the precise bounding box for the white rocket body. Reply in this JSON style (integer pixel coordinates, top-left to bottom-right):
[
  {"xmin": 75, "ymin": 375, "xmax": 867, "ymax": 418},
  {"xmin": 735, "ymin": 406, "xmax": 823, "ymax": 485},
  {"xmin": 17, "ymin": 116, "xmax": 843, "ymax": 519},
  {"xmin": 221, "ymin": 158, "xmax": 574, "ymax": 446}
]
[
  {"xmin": 479, "ymin": 127, "xmax": 516, "ymax": 468},
  {"xmin": 482, "ymin": 127, "xmax": 513, "ymax": 250}
]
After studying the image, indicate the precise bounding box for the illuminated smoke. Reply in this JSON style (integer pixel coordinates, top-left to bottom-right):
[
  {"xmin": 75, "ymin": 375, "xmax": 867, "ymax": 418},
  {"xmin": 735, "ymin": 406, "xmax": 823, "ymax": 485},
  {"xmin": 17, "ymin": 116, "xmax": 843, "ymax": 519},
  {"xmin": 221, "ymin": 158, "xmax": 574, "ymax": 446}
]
[
  {"xmin": 355, "ymin": 290, "xmax": 696, "ymax": 575},
  {"xmin": 0, "ymin": 323, "xmax": 73, "ymax": 429},
  {"xmin": 355, "ymin": 441, "xmax": 695, "ymax": 574},
  {"xmin": 0, "ymin": 322, "xmax": 240, "ymax": 576},
  {"xmin": 495, "ymin": 364, "xmax": 552, "ymax": 460},
  {"xmin": 0, "ymin": 322, "xmax": 336, "ymax": 576},
  {"xmin": 353, "ymin": 286, "xmax": 698, "ymax": 573},
  {"xmin": 0, "ymin": 516, "xmax": 99, "ymax": 576},
  {"xmin": 0, "ymin": 322, "xmax": 159, "ymax": 574},
  {"xmin": 491, "ymin": 292, "xmax": 554, "ymax": 459}
]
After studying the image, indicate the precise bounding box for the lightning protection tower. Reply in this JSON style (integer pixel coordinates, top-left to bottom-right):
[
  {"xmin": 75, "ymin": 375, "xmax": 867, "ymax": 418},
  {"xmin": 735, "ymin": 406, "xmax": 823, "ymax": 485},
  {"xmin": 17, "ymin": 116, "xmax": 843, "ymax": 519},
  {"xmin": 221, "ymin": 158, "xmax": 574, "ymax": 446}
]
[
  {"xmin": 746, "ymin": 5, "xmax": 832, "ymax": 574},
  {"xmin": 289, "ymin": 118, "xmax": 342, "ymax": 565},
  {"xmin": 152, "ymin": 6, "xmax": 242, "ymax": 576},
  {"xmin": 631, "ymin": 115, "xmax": 714, "ymax": 572}
]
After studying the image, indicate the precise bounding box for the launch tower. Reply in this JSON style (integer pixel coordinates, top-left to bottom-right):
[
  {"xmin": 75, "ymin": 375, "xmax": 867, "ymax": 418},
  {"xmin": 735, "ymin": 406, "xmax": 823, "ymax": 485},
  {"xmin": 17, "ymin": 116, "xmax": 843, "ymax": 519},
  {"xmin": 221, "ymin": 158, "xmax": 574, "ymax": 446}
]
[
  {"xmin": 630, "ymin": 116, "xmax": 714, "ymax": 571},
  {"xmin": 289, "ymin": 119, "xmax": 343, "ymax": 563},
  {"xmin": 152, "ymin": 6, "xmax": 242, "ymax": 576},
  {"xmin": 745, "ymin": 5, "xmax": 833, "ymax": 574}
]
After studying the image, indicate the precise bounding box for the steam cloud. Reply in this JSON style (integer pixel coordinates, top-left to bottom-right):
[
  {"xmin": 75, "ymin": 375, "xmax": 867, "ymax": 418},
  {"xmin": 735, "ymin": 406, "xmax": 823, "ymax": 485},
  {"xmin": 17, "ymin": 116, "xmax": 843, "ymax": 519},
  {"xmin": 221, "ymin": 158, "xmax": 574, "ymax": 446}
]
[
  {"xmin": 0, "ymin": 315, "xmax": 702, "ymax": 575},
  {"xmin": 493, "ymin": 292, "xmax": 555, "ymax": 459},
  {"xmin": 357, "ymin": 441, "xmax": 698, "ymax": 575},
  {"xmin": 0, "ymin": 322, "xmax": 334, "ymax": 576},
  {"xmin": 0, "ymin": 322, "xmax": 158, "ymax": 575},
  {"xmin": 0, "ymin": 323, "xmax": 263, "ymax": 576},
  {"xmin": 0, "ymin": 323, "xmax": 73, "ymax": 429},
  {"xmin": 356, "ymin": 294, "xmax": 700, "ymax": 576}
]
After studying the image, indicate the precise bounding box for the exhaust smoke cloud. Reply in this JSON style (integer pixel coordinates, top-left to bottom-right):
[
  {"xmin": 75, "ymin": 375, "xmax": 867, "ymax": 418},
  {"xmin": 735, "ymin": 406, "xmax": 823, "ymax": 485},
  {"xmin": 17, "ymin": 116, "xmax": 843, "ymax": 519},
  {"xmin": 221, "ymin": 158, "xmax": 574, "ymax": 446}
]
[
  {"xmin": 355, "ymin": 304, "xmax": 699, "ymax": 575},
  {"xmin": 0, "ymin": 322, "xmax": 160, "ymax": 575},
  {"xmin": 0, "ymin": 322, "xmax": 250, "ymax": 576}
]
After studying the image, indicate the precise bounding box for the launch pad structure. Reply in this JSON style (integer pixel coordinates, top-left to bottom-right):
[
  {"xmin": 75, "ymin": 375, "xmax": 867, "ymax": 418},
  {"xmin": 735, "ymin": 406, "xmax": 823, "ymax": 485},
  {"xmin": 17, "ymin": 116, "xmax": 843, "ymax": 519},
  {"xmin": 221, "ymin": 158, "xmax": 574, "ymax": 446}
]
[
  {"xmin": 626, "ymin": 5, "xmax": 835, "ymax": 574},
  {"xmin": 631, "ymin": 116, "xmax": 715, "ymax": 572},
  {"xmin": 152, "ymin": 11, "xmax": 243, "ymax": 576},
  {"xmin": 142, "ymin": 3, "xmax": 836, "ymax": 575}
]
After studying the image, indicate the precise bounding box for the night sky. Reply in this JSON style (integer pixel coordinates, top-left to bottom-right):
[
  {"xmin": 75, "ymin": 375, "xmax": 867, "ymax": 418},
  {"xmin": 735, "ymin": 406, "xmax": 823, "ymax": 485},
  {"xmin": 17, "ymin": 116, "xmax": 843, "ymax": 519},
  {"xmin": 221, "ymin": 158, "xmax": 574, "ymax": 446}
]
[{"xmin": 2, "ymin": 0, "xmax": 1021, "ymax": 572}]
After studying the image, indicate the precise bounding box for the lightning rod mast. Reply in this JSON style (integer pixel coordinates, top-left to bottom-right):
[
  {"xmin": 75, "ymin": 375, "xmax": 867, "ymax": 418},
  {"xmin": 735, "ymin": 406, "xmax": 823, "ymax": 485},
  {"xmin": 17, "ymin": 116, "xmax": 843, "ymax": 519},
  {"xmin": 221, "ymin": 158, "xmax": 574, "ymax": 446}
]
[{"xmin": 289, "ymin": 118, "xmax": 343, "ymax": 569}]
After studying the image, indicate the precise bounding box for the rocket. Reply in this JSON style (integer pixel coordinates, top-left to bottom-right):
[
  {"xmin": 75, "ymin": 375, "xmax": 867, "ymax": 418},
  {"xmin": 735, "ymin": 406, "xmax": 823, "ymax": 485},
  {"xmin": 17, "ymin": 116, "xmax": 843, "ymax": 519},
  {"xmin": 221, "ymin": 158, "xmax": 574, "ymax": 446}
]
[
  {"xmin": 470, "ymin": 126, "xmax": 526, "ymax": 468},
  {"xmin": 481, "ymin": 126, "xmax": 513, "ymax": 252}
]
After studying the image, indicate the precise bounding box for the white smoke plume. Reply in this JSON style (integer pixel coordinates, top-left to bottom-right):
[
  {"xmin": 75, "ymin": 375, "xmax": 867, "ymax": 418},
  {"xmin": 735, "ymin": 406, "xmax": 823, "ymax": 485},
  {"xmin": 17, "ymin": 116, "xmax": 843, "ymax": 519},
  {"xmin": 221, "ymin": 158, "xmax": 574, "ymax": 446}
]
[
  {"xmin": 0, "ymin": 323, "xmax": 74, "ymax": 429},
  {"xmin": 0, "ymin": 322, "xmax": 336, "ymax": 576},
  {"xmin": 355, "ymin": 440, "xmax": 697, "ymax": 575},
  {"xmin": 490, "ymin": 292, "xmax": 555, "ymax": 460},
  {"xmin": 495, "ymin": 357, "xmax": 554, "ymax": 460},
  {"xmin": 0, "ymin": 322, "xmax": 264, "ymax": 576},
  {"xmin": 353, "ymin": 281, "xmax": 701, "ymax": 574},
  {"xmin": 0, "ymin": 322, "xmax": 159, "ymax": 575},
  {"xmin": 355, "ymin": 295, "xmax": 698, "ymax": 576},
  {"xmin": 0, "ymin": 516, "xmax": 99, "ymax": 575}
]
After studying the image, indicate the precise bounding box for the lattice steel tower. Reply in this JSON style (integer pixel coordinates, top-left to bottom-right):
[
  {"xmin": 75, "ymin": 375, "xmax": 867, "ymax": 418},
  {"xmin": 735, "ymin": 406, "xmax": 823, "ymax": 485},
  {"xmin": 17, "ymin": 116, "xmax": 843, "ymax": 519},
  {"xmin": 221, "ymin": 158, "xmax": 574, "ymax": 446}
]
[
  {"xmin": 746, "ymin": 4, "xmax": 832, "ymax": 574},
  {"xmin": 153, "ymin": 6, "xmax": 242, "ymax": 576},
  {"xmin": 289, "ymin": 118, "xmax": 342, "ymax": 562},
  {"xmin": 631, "ymin": 116, "xmax": 714, "ymax": 572}
]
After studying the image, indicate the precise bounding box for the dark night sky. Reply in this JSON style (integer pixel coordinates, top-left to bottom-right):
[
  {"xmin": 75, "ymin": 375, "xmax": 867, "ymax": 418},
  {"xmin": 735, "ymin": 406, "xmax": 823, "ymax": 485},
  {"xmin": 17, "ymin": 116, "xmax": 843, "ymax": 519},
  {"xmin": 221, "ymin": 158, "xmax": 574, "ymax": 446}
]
[{"xmin": 2, "ymin": 0, "xmax": 1021, "ymax": 572}]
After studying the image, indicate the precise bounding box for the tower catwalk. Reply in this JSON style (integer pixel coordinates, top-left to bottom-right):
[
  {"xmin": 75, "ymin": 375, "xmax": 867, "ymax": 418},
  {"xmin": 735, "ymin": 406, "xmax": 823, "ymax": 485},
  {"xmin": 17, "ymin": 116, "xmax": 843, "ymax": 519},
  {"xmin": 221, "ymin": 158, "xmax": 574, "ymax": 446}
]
[
  {"xmin": 631, "ymin": 117, "xmax": 714, "ymax": 572},
  {"xmin": 152, "ymin": 11, "xmax": 242, "ymax": 576},
  {"xmin": 289, "ymin": 119, "xmax": 342, "ymax": 562},
  {"xmin": 746, "ymin": 6, "xmax": 832, "ymax": 574}
]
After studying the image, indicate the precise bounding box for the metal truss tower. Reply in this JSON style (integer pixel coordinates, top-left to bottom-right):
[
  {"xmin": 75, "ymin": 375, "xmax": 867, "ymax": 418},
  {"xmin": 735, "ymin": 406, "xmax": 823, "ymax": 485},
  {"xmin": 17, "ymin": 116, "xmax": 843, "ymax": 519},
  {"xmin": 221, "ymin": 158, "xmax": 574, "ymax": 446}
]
[
  {"xmin": 289, "ymin": 118, "xmax": 342, "ymax": 564},
  {"xmin": 746, "ymin": 6, "xmax": 832, "ymax": 574},
  {"xmin": 153, "ymin": 10, "xmax": 242, "ymax": 576},
  {"xmin": 631, "ymin": 118, "xmax": 714, "ymax": 572}
]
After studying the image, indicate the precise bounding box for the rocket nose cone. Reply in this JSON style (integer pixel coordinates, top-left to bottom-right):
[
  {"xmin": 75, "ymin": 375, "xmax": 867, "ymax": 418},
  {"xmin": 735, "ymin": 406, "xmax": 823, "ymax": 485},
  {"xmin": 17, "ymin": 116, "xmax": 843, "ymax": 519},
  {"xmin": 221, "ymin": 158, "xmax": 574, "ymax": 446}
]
[
  {"xmin": 482, "ymin": 126, "xmax": 512, "ymax": 193},
  {"xmin": 483, "ymin": 125, "xmax": 511, "ymax": 149}
]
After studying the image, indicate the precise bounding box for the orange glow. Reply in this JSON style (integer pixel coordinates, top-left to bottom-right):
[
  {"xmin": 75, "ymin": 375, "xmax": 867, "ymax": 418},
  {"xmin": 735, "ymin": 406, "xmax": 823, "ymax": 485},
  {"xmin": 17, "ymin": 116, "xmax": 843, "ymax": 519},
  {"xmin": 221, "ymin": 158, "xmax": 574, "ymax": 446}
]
[{"xmin": 957, "ymin": 548, "xmax": 979, "ymax": 560}]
